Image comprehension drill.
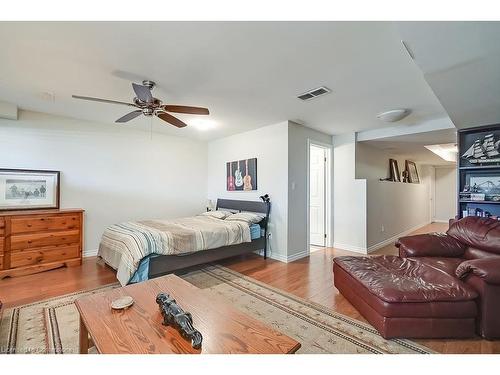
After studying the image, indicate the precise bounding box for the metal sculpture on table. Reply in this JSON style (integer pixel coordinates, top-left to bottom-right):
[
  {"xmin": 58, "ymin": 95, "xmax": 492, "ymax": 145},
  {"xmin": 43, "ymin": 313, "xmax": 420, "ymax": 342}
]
[{"xmin": 156, "ymin": 292, "xmax": 203, "ymax": 349}]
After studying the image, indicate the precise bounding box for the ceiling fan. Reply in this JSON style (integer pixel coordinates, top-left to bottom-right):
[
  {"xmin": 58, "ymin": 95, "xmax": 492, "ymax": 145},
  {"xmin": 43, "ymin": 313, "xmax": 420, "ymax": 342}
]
[{"xmin": 72, "ymin": 80, "xmax": 209, "ymax": 128}]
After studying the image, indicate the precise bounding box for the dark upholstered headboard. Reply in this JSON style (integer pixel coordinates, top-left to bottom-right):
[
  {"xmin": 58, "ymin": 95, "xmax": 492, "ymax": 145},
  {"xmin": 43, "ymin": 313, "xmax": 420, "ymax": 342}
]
[{"xmin": 216, "ymin": 198, "xmax": 269, "ymax": 214}]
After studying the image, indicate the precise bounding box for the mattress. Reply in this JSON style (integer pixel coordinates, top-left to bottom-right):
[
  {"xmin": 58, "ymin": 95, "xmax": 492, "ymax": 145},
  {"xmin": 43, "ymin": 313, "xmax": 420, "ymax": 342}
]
[{"xmin": 128, "ymin": 223, "xmax": 263, "ymax": 284}]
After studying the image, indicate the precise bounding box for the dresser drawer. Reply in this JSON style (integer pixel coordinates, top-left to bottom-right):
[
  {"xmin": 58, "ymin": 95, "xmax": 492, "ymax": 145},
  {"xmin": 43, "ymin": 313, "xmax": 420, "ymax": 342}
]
[
  {"xmin": 10, "ymin": 215, "xmax": 80, "ymax": 234},
  {"xmin": 10, "ymin": 245, "xmax": 80, "ymax": 268},
  {"xmin": 0, "ymin": 237, "xmax": 4, "ymax": 254},
  {"xmin": 10, "ymin": 230, "xmax": 80, "ymax": 251}
]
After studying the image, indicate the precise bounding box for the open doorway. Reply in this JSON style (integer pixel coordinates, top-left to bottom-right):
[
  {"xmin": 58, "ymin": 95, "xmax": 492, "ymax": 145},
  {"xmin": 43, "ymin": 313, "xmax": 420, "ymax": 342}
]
[{"xmin": 308, "ymin": 142, "xmax": 331, "ymax": 252}]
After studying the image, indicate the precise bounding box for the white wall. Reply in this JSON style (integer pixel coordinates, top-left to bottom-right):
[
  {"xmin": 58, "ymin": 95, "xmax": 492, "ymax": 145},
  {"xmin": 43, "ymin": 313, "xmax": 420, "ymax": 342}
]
[
  {"xmin": 287, "ymin": 122, "xmax": 332, "ymax": 260},
  {"xmin": 356, "ymin": 142, "xmax": 432, "ymax": 251},
  {"xmin": 0, "ymin": 110, "xmax": 208, "ymax": 255},
  {"xmin": 333, "ymin": 133, "xmax": 367, "ymax": 252},
  {"xmin": 433, "ymin": 166, "xmax": 457, "ymax": 222},
  {"xmin": 207, "ymin": 121, "xmax": 289, "ymax": 261}
]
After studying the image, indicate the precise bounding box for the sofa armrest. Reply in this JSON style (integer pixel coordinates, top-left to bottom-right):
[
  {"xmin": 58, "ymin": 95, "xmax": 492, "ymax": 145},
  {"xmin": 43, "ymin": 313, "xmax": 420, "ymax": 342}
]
[
  {"xmin": 396, "ymin": 233, "xmax": 466, "ymax": 258},
  {"xmin": 456, "ymin": 258, "xmax": 500, "ymax": 284}
]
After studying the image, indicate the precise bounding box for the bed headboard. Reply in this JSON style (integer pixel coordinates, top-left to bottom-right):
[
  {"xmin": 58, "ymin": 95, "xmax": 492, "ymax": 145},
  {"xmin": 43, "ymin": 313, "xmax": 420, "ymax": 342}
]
[
  {"xmin": 216, "ymin": 198, "xmax": 271, "ymax": 259},
  {"xmin": 216, "ymin": 198, "xmax": 269, "ymax": 214}
]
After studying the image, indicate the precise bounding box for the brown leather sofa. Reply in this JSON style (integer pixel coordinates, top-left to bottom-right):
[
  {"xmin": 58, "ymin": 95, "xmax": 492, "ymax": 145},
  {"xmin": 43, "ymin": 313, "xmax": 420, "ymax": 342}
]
[{"xmin": 333, "ymin": 217, "xmax": 500, "ymax": 340}]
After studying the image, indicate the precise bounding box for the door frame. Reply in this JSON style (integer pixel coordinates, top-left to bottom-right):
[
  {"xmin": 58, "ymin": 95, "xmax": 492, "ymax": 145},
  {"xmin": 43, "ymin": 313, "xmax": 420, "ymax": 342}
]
[{"xmin": 306, "ymin": 139, "xmax": 332, "ymax": 254}]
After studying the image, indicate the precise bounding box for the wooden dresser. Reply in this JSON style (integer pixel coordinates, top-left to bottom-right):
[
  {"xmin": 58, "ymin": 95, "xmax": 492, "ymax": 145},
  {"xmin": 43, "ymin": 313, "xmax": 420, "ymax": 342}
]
[{"xmin": 0, "ymin": 209, "xmax": 84, "ymax": 279}]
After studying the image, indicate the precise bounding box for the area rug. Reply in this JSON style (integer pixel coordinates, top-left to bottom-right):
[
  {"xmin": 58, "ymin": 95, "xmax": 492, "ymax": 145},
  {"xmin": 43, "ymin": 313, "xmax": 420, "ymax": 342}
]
[{"xmin": 0, "ymin": 264, "xmax": 433, "ymax": 354}]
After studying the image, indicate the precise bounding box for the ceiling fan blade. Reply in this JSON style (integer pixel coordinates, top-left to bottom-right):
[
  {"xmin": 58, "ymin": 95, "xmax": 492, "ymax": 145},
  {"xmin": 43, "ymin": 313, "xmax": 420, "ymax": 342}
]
[
  {"xmin": 157, "ymin": 112, "xmax": 187, "ymax": 128},
  {"xmin": 132, "ymin": 83, "xmax": 153, "ymax": 103},
  {"xmin": 115, "ymin": 110, "xmax": 143, "ymax": 123},
  {"xmin": 162, "ymin": 105, "xmax": 210, "ymax": 115},
  {"xmin": 72, "ymin": 95, "xmax": 136, "ymax": 107}
]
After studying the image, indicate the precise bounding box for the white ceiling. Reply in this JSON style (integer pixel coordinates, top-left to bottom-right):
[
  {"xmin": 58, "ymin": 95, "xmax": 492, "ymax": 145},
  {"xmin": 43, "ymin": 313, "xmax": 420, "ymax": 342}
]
[
  {"xmin": 361, "ymin": 128, "xmax": 457, "ymax": 166},
  {"xmin": 397, "ymin": 22, "xmax": 500, "ymax": 129},
  {"xmin": 0, "ymin": 22, "xmax": 448, "ymax": 140}
]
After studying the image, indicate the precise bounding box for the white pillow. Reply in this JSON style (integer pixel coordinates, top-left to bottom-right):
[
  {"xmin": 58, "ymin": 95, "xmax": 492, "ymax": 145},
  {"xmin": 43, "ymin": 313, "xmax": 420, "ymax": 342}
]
[
  {"xmin": 225, "ymin": 212, "xmax": 266, "ymax": 225},
  {"xmin": 198, "ymin": 210, "xmax": 234, "ymax": 219}
]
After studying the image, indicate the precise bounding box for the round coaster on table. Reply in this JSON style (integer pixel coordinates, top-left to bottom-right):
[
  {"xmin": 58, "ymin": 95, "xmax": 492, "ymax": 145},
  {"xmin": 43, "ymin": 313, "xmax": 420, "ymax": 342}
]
[{"xmin": 111, "ymin": 296, "xmax": 134, "ymax": 310}]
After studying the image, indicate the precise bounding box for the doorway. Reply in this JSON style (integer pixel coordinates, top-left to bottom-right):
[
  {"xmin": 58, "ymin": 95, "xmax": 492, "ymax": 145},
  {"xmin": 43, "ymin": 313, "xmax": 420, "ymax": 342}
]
[{"xmin": 308, "ymin": 142, "xmax": 331, "ymax": 251}]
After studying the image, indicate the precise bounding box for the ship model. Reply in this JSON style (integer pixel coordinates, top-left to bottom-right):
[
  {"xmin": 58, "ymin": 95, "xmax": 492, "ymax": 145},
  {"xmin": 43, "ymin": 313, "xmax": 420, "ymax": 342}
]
[{"xmin": 462, "ymin": 133, "xmax": 500, "ymax": 164}]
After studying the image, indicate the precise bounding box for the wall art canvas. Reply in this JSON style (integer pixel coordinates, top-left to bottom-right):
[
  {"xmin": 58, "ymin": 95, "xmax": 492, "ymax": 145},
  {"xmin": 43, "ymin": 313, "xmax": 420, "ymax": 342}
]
[
  {"xmin": 461, "ymin": 131, "xmax": 500, "ymax": 166},
  {"xmin": 0, "ymin": 169, "xmax": 60, "ymax": 211},
  {"xmin": 226, "ymin": 158, "xmax": 257, "ymax": 191}
]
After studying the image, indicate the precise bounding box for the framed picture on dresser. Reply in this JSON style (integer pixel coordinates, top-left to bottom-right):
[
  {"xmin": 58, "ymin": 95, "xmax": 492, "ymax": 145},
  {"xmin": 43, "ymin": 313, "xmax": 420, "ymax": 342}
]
[{"xmin": 0, "ymin": 168, "xmax": 60, "ymax": 211}]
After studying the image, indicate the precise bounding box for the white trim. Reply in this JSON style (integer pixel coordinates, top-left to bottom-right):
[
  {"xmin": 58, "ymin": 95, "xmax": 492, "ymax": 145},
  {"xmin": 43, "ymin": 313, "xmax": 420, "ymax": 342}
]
[
  {"xmin": 266, "ymin": 249, "xmax": 309, "ymax": 263},
  {"xmin": 286, "ymin": 250, "xmax": 309, "ymax": 262},
  {"xmin": 333, "ymin": 242, "xmax": 368, "ymax": 254},
  {"xmin": 432, "ymin": 219, "xmax": 449, "ymax": 223},
  {"xmin": 306, "ymin": 139, "xmax": 333, "ymax": 256},
  {"xmin": 83, "ymin": 248, "xmax": 98, "ymax": 258},
  {"xmin": 366, "ymin": 221, "xmax": 431, "ymax": 253},
  {"xmin": 267, "ymin": 252, "xmax": 288, "ymax": 262}
]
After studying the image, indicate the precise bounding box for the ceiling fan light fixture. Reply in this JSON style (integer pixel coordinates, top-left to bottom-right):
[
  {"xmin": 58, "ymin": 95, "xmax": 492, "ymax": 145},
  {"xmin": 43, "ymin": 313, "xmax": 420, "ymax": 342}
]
[
  {"xmin": 72, "ymin": 80, "xmax": 209, "ymax": 129},
  {"xmin": 190, "ymin": 119, "xmax": 216, "ymax": 131},
  {"xmin": 376, "ymin": 109, "xmax": 411, "ymax": 122}
]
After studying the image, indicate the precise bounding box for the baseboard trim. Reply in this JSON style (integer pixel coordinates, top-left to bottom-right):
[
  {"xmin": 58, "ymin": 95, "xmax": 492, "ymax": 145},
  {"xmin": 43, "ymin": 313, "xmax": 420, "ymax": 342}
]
[
  {"xmin": 432, "ymin": 219, "xmax": 449, "ymax": 223},
  {"xmin": 266, "ymin": 250, "xmax": 309, "ymax": 263},
  {"xmin": 286, "ymin": 250, "xmax": 309, "ymax": 263},
  {"xmin": 83, "ymin": 248, "xmax": 98, "ymax": 258},
  {"xmin": 366, "ymin": 221, "xmax": 431, "ymax": 253},
  {"xmin": 333, "ymin": 242, "xmax": 368, "ymax": 254}
]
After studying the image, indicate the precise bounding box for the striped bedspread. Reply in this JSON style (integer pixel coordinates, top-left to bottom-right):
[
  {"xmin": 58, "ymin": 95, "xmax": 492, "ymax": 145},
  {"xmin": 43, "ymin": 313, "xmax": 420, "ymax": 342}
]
[{"xmin": 98, "ymin": 215, "xmax": 251, "ymax": 285}]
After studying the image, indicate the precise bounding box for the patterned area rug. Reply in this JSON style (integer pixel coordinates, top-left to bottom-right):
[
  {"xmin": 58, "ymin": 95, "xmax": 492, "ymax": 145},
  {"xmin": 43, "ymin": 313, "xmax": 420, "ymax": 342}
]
[{"xmin": 0, "ymin": 264, "xmax": 432, "ymax": 354}]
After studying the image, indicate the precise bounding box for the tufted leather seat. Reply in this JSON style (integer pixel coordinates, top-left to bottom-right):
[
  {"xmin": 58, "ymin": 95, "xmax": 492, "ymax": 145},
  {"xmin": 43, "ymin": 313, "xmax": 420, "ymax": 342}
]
[{"xmin": 333, "ymin": 217, "xmax": 500, "ymax": 339}]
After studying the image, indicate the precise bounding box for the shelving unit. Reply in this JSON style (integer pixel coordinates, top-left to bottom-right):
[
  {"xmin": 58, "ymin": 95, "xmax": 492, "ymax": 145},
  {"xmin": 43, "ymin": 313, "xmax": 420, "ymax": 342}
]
[{"xmin": 457, "ymin": 124, "xmax": 500, "ymax": 219}]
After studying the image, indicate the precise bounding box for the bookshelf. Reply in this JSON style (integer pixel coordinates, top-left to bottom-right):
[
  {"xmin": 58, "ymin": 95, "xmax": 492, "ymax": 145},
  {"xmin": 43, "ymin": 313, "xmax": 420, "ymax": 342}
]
[{"xmin": 457, "ymin": 123, "xmax": 500, "ymax": 219}]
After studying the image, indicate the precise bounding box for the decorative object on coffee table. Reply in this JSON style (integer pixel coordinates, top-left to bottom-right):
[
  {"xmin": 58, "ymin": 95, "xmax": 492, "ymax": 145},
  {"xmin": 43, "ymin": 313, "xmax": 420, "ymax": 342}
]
[
  {"xmin": 111, "ymin": 296, "xmax": 134, "ymax": 310},
  {"xmin": 0, "ymin": 169, "xmax": 60, "ymax": 211},
  {"xmin": 156, "ymin": 292, "xmax": 203, "ymax": 349},
  {"xmin": 405, "ymin": 160, "xmax": 420, "ymax": 183}
]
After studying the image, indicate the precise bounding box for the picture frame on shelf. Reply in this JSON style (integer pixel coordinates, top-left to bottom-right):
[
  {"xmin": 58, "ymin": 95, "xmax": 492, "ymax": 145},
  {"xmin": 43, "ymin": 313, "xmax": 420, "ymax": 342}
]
[
  {"xmin": 0, "ymin": 169, "xmax": 60, "ymax": 211},
  {"xmin": 405, "ymin": 160, "xmax": 420, "ymax": 184},
  {"xmin": 389, "ymin": 159, "xmax": 400, "ymax": 182}
]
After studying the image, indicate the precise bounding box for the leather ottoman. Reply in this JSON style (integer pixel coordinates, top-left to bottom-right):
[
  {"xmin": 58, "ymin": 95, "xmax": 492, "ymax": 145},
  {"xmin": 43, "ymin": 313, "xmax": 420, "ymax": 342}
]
[{"xmin": 333, "ymin": 256, "xmax": 478, "ymax": 339}]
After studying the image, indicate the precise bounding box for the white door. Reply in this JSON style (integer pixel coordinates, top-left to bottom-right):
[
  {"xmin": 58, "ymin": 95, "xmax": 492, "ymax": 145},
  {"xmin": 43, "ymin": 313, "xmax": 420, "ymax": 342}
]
[
  {"xmin": 434, "ymin": 167, "xmax": 457, "ymax": 221},
  {"xmin": 310, "ymin": 145, "xmax": 326, "ymax": 246}
]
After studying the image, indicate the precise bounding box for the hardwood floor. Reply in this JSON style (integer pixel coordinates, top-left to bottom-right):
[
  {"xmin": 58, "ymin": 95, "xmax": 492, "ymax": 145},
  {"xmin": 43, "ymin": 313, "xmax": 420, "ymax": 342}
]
[{"xmin": 1, "ymin": 222, "xmax": 498, "ymax": 353}]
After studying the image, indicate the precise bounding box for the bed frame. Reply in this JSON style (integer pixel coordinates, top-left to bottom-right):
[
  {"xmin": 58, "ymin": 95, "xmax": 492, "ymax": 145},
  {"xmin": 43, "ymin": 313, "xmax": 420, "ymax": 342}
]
[{"xmin": 148, "ymin": 198, "xmax": 271, "ymax": 279}]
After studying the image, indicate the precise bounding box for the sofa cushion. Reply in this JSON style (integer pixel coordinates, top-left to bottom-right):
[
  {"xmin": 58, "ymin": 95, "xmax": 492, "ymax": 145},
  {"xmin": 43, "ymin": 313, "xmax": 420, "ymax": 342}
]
[
  {"xmin": 415, "ymin": 257, "xmax": 464, "ymax": 277},
  {"xmin": 333, "ymin": 255, "xmax": 478, "ymax": 303},
  {"xmin": 447, "ymin": 217, "xmax": 500, "ymax": 255}
]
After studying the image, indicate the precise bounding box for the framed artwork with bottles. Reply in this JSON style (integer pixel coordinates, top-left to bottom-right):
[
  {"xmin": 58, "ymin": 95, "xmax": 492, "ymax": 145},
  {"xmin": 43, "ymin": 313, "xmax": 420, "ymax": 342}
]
[{"xmin": 226, "ymin": 158, "xmax": 257, "ymax": 191}]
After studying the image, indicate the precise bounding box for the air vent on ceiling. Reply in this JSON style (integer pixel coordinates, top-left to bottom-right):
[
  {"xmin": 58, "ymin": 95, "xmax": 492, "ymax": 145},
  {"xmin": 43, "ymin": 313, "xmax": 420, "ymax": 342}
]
[{"xmin": 297, "ymin": 86, "xmax": 331, "ymax": 101}]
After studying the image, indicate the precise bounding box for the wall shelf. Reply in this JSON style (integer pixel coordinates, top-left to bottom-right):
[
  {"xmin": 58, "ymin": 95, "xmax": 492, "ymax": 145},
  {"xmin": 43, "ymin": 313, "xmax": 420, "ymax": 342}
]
[
  {"xmin": 459, "ymin": 200, "xmax": 500, "ymax": 205},
  {"xmin": 458, "ymin": 123, "xmax": 500, "ymax": 219}
]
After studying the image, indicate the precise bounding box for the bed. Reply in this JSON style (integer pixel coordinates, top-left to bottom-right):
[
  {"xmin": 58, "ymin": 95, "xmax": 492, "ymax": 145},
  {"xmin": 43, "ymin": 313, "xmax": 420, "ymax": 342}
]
[{"xmin": 98, "ymin": 198, "xmax": 270, "ymax": 285}]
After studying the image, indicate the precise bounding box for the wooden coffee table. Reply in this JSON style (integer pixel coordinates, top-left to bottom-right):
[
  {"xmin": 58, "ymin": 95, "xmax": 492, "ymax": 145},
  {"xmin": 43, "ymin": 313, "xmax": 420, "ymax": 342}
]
[{"xmin": 75, "ymin": 274, "xmax": 301, "ymax": 354}]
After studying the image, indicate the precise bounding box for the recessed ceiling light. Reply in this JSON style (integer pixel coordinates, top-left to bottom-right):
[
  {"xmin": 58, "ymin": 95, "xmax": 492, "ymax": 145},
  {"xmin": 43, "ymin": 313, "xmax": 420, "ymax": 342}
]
[
  {"xmin": 376, "ymin": 109, "xmax": 411, "ymax": 122},
  {"xmin": 189, "ymin": 119, "xmax": 217, "ymax": 131},
  {"xmin": 424, "ymin": 143, "xmax": 458, "ymax": 162}
]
